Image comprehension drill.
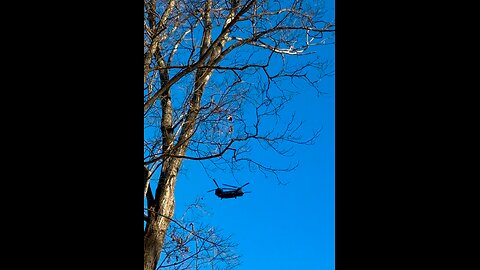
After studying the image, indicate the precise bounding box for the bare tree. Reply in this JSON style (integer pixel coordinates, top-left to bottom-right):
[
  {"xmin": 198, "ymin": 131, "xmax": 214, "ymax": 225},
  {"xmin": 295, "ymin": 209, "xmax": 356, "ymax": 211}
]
[
  {"xmin": 147, "ymin": 198, "xmax": 240, "ymax": 270},
  {"xmin": 144, "ymin": 0, "xmax": 334, "ymax": 269}
]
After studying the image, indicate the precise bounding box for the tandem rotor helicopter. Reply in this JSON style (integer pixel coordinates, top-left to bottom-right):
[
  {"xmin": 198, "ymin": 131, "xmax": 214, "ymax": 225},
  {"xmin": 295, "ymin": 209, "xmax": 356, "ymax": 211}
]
[{"xmin": 208, "ymin": 179, "xmax": 250, "ymax": 199}]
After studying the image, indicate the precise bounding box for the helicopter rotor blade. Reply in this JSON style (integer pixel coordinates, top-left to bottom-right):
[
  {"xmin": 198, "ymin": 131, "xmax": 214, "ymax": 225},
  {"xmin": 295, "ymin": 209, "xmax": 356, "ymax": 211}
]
[
  {"xmin": 222, "ymin": 184, "xmax": 238, "ymax": 188},
  {"xmin": 239, "ymin": 182, "xmax": 250, "ymax": 189},
  {"xmin": 243, "ymin": 191, "xmax": 252, "ymax": 193},
  {"xmin": 207, "ymin": 189, "xmax": 217, "ymax": 192},
  {"xmin": 212, "ymin": 179, "xmax": 220, "ymax": 188}
]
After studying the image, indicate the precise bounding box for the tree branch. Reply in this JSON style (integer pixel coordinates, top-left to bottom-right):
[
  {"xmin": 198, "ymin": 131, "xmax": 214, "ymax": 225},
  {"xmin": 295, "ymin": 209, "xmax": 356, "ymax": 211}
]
[
  {"xmin": 144, "ymin": 0, "xmax": 257, "ymax": 112},
  {"xmin": 144, "ymin": 208, "xmax": 223, "ymax": 247}
]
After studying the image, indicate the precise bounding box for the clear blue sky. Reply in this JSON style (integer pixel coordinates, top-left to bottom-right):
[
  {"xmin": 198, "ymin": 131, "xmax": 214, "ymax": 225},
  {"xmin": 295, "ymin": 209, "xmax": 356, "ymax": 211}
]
[
  {"xmin": 149, "ymin": 1, "xmax": 335, "ymax": 269},
  {"xmin": 174, "ymin": 74, "xmax": 335, "ymax": 269}
]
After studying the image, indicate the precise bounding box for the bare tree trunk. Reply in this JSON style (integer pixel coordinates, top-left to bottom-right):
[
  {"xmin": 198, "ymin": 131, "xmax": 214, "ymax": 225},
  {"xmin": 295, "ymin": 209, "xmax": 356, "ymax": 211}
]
[
  {"xmin": 144, "ymin": 213, "xmax": 171, "ymax": 270},
  {"xmin": 144, "ymin": 157, "xmax": 182, "ymax": 270},
  {"xmin": 144, "ymin": 50, "xmax": 219, "ymax": 270}
]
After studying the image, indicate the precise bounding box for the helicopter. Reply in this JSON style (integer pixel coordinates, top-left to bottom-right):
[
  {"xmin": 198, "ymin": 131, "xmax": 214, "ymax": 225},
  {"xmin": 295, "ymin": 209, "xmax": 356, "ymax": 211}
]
[{"xmin": 208, "ymin": 179, "xmax": 250, "ymax": 199}]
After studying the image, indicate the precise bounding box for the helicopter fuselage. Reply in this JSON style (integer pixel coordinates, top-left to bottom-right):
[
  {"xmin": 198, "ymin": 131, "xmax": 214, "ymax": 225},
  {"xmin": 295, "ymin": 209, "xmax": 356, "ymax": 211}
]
[
  {"xmin": 215, "ymin": 189, "xmax": 244, "ymax": 199},
  {"xmin": 209, "ymin": 180, "xmax": 249, "ymax": 199}
]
